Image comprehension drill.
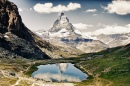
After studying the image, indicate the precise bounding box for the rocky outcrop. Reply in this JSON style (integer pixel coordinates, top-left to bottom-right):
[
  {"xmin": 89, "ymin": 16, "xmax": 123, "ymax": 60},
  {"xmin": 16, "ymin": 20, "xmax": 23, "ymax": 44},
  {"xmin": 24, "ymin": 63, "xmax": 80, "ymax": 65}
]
[
  {"xmin": 0, "ymin": 32, "xmax": 50, "ymax": 59},
  {"xmin": 0, "ymin": 0, "xmax": 57, "ymax": 59},
  {"xmin": 0, "ymin": 0, "xmax": 33, "ymax": 41}
]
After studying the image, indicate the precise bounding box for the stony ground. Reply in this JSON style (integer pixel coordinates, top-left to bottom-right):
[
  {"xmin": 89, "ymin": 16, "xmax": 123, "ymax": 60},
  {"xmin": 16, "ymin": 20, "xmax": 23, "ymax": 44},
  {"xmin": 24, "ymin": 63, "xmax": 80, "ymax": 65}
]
[{"xmin": 0, "ymin": 58, "xmax": 75, "ymax": 86}]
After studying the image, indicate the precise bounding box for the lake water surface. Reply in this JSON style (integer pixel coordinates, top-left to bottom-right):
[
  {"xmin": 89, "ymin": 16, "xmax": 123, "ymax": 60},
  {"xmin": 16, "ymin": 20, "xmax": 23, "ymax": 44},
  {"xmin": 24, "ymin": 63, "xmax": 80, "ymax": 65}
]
[{"xmin": 32, "ymin": 63, "xmax": 88, "ymax": 82}]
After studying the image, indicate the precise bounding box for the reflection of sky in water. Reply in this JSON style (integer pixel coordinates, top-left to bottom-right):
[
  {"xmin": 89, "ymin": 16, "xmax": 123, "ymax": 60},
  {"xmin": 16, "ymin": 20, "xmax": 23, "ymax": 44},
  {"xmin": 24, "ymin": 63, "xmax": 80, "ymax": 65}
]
[{"xmin": 31, "ymin": 63, "xmax": 87, "ymax": 82}]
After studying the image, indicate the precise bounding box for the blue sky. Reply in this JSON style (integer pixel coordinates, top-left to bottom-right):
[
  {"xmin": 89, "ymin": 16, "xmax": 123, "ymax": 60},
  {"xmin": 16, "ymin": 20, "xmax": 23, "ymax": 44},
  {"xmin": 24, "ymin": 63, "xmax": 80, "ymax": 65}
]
[{"xmin": 9, "ymin": 0, "xmax": 130, "ymax": 35}]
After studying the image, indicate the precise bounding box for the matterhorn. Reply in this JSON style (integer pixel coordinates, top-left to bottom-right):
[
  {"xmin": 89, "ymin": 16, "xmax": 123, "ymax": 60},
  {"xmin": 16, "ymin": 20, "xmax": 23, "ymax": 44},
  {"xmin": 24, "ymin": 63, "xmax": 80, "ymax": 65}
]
[
  {"xmin": 49, "ymin": 12, "xmax": 83, "ymax": 38},
  {"xmin": 36, "ymin": 12, "xmax": 108, "ymax": 53}
]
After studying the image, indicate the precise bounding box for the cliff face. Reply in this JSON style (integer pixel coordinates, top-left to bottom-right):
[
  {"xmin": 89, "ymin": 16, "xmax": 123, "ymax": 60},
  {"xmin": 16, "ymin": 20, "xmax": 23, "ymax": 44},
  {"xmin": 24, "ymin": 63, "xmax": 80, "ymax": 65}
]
[
  {"xmin": 0, "ymin": 0, "xmax": 34, "ymax": 41},
  {"xmin": 0, "ymin": 0, "xmax": 57, "ymax": 59}
]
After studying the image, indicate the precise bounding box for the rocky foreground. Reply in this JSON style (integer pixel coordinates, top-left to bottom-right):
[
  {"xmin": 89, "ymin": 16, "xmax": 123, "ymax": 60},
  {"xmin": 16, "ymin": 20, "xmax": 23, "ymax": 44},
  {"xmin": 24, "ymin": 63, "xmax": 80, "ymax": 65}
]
[
  {"xmin": 0, "ymin": 70, "xmax": 74, "ymax": 86},
  {"xmin": 0, "ymin": 57, "xmax": 75, "ymax": 86}
]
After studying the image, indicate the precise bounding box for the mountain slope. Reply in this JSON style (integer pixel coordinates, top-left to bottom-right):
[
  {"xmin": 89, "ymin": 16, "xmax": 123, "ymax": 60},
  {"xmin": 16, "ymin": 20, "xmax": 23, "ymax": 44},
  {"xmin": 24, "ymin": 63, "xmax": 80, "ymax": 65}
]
[
  {"xmin": 76, "ymin": 40, "xmax": 108, "ymax": 53},
  {"xmin": 0, "ymin": 0, "xmax": 57, "ymax": 59},
  {"xmin": 77, "ymin": 43, "xmax": 130, "ymax": 86}
]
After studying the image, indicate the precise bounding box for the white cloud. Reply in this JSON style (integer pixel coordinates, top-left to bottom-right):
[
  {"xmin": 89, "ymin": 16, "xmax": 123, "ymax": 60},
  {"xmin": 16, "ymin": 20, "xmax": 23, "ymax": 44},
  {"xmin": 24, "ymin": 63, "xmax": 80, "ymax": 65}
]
[
  {"xmin": 34, "ymin": 73, "xmax": 80, "ymax": 82},
  {"xmin": 18, "ymin": 8, "xmax": 23, "ymax": 12},
  {"xmin": 97, "ymin": 23, "xmax": 102, "ymax": 26},
  {"xmin": 73, "ymin": 23, "xmax": 93, "ymax": 30},
  {"xmin": 103, "ymin": 1, "xmax": 130, "ymax": 15},
  {"xmin": 85, "ymin": 9, "xmax": 97, "ymax": 13},
  {"xmin": 88, "ymin": 24, "xmax": 130, "ymax": 35},
  {"xmin": 18, "ymin": 8, "xmax": 33, "ymax": 12},
  {"xmin": 30, "ymin": 8, "xmax": 33, "ymax": 11},
  {"xmin": 34, "ymin": 2, "xmax": 81, "ymax": 14},
  {"xmin": 126, "ymin": 24, "xmax": 130, "ymax": 27},
  {"xmin": 93, "ymin": 14, "xmax": 97, "ymax": 16}
]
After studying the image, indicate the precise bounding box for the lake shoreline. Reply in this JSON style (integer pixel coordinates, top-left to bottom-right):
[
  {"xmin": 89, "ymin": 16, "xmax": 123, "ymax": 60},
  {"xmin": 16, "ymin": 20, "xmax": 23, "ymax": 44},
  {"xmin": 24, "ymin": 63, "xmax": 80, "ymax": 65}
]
[{"xmin": 25, "ymin": 59, "xmax": 93, "ymax": 83}]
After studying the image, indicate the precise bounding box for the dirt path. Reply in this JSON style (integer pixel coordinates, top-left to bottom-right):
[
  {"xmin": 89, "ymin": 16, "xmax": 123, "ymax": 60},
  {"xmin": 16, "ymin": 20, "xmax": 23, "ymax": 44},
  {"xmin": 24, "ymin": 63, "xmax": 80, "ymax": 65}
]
[
  {"xmin": 1, "ymin": 70, "xmax": 7, "ymax": 78},
  {"xmin": 106, "ymin": 79, "xmax": 113, "ymax": 86},
  {"xmin": 92, "ymin": 77, "xmax": 113, "ymax": 86},
  {"xmin": 79, "ymin": 65, "xmax": 92, "ymax": 75},
  {"xmin": 32, "ymin": 83, "xmax": 39, "ymax": 86},
  {"xmin": 11, "ymin": 79, "xmax": 21, "ymax": 86},
  {"xmin": 38, "ymin": 83, "xmax": 74, "ymax": 86},
  {"xmin": 10, "ymin": 75, "xmax": 74, "ymax": 86},
  {"xmin": 11, "ymin": 76, "xmax": 35, "ymax": 86}
]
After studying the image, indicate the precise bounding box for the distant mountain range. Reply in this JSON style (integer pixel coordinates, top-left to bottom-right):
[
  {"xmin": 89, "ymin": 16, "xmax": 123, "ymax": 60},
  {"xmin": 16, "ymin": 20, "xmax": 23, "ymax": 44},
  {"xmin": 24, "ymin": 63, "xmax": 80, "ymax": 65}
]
[{"xmin": 91, "ymin": 33, "xmax": 130, "ymax": 48}]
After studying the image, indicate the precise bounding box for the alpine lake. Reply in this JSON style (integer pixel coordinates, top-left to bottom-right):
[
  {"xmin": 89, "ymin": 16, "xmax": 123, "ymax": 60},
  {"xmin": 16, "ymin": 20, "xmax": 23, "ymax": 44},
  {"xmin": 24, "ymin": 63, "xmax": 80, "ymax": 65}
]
[{"xmin": 31, "ymin": 63, "xmax": 88, "ymax": 82}]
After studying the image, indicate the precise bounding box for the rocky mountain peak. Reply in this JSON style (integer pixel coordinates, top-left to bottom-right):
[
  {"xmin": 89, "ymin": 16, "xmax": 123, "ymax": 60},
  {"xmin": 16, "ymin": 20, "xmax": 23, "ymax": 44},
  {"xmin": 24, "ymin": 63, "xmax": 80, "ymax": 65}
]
[
  {"xmin": 58, "ymin": 12, "xmax": 69, "ymax": 24},
  {"xmin": 60, "ymin": 12, "xmax": 65, "ymax": 16},
  {"xmin": 49, "ymin": 12, "xmax": 74, "ymax": 32}
]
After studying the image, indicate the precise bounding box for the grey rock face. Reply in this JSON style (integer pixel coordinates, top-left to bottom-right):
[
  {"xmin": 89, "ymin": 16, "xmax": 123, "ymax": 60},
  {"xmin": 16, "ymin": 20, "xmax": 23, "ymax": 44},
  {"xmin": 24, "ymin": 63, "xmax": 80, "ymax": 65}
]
[
  {"xmin": 0, "ymin": 0, "xmax": 54, "ymax": 59},
  {"xmin": 50, "ymin": 12, "xmax": 73, "ymax": 32},
  {"xmin": 0, "ymin": 0, "xmax": 33, "ymax": 41},
  {"xmin": 0, "ymin": 32, "xmax": 49, "ymax": 59}
]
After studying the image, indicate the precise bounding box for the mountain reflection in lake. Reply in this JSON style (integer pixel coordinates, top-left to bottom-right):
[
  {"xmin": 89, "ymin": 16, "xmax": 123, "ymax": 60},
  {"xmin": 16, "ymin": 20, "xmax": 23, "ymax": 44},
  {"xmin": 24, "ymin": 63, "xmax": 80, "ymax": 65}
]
[{"xmin": 31, "ymin": 63, "xmax": 87, "ymax": 82}]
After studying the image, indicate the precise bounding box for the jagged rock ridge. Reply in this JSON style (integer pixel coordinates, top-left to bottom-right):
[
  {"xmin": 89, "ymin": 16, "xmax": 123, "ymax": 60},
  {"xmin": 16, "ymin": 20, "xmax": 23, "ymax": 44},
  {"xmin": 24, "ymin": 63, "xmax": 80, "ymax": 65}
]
[{"xmin": 49, "ymin": 12, "xmax": 82, "ymax": 38}]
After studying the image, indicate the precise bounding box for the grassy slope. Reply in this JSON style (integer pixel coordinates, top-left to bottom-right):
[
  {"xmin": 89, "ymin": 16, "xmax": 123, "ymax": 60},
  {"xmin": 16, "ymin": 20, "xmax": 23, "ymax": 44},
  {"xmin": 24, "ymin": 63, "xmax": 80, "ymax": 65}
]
[
  {"xmin": 76, "ymin": 45, "xmax": 130, "ymax": 86},
  {"xmin": 2, "ymin": 44, "xmax": 129, "ymax": 86}
]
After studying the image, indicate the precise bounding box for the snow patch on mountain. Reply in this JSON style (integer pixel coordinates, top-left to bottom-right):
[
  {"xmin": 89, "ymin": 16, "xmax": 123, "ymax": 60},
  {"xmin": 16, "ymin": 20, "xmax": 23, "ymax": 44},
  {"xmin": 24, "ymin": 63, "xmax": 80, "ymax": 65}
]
[{"xmin": 49, "ymin": 29, "xmax": 70, "ymax": 37}]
